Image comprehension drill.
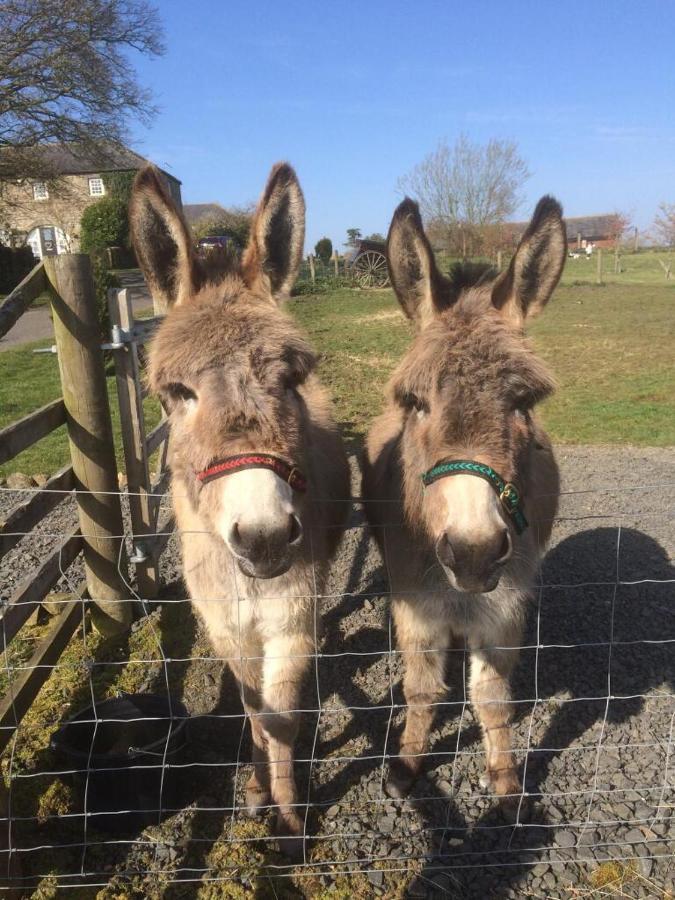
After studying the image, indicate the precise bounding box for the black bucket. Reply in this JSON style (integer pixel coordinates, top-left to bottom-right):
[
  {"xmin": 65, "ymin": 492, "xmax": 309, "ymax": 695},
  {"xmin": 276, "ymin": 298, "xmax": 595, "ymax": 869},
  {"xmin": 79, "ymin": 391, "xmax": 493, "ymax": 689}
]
[{"xmin": 50, "ymin": 693, "xmax": 190, "ymax": 834}]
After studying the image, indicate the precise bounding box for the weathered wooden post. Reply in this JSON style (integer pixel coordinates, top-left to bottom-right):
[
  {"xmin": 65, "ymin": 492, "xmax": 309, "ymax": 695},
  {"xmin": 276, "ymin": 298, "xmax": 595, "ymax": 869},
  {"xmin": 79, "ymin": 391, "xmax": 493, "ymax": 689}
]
[
  {"xmin": 332, "ymin": 250, "xmax": 339, "ymax": 278},
  {"xmin": 496, "ymin": 250, "xmax": 503, "ymax": 272},
  {"xmin": 308, "ymin": 254, "xmax": 316, "ymax": 285},
  {"xmin": 596, "ymin": 248, "xmax": 603, "ymax": 285},
  {"xmin": 44, "ymin": 255, "xmax": 132, "ymax": 636}
]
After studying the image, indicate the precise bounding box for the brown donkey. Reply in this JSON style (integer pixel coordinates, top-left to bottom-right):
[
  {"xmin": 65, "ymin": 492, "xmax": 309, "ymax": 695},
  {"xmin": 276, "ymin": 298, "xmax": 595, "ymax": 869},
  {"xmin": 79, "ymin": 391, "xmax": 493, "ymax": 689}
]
[
  {"xmin": 362, "ymin": 196, "xmax": 565, "ymax": 809},
  {"xmin": 130, "ymin": 163, "xmax": 350, "ymax": 852}
]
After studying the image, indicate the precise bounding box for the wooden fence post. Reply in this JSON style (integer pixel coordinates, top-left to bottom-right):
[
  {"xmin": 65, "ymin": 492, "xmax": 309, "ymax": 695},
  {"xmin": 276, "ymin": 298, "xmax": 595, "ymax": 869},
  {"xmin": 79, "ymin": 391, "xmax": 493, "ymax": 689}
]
[
  {"xmin": 308, "ymin": 254, "xmax": 316, "ymax": 285},
  {"xmin": 44, "ymin": 255, "xmax": 132, "ymax": 636},
  {"xmin": 332, "ymin": 250, "xmax": 339, "ymax": 278},
  {"xmin": 596, "ymin": 248, "xmax": 603, "ymax": 285},
  {"xmin": 496, "ymin": 250, "xmax": 503, "ymax": 272}
]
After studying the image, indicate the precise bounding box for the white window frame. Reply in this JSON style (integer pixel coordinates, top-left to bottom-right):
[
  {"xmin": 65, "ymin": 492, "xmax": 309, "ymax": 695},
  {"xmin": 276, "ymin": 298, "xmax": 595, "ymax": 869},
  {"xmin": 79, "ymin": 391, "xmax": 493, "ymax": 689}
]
[
  {"xmin": 32, "ymin": 182, "xmax": 49, "ymax": 201},
  {"xmin": 88, "ymin": 176, "xmax": 105, "ymax": 197}
]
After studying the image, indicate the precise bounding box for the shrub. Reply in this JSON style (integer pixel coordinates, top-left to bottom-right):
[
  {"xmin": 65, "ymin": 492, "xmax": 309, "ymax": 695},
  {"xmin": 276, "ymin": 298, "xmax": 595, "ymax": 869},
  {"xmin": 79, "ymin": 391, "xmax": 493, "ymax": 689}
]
[
  {"xmin": 90, "ymin": 253, "xmax": 120, "ymax": 347},
  {"xmin": 0, "ymin": 244, "xmax": 36, "ymax": 293},
  {"xmin": 314, "ymin": 237, "xmax": 333, "ymax": 263},
  {"xmin": 80, "ymin": 197, "xmax": 129, "ymax": 254},
  {"xmin": 193, "ymin": 209, "xmax": 252, "ymax": 250}
]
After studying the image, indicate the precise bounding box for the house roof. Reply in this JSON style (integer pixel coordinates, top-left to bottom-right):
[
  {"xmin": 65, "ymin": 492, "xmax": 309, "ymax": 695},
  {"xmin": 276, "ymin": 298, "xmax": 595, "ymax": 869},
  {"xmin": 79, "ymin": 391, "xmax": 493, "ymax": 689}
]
[
  {"xmin": 563, "ymin": 215, "xmax": 618, "ymax": 240},
  {"xmin": 508, "ymin": 214, "xmax": 619, "ymax": 241},
  {"xmin": 183, "ymin": 203, "xmax": 228, "ymax": 225},
  {"xmin": 0, "ymin": 141, "xmax": 181, "ymax": 183}
]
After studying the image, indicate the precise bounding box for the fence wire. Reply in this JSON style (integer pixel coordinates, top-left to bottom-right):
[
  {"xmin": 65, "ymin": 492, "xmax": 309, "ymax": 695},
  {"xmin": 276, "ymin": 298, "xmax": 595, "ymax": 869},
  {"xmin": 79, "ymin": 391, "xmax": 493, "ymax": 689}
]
[{"xmin": 0, "ymin": 479, "xmax": 673, "ymax": 896}]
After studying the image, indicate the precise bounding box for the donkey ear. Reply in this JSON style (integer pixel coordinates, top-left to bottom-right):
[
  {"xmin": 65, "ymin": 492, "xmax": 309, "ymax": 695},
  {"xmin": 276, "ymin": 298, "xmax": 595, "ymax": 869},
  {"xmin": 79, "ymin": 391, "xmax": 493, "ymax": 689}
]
[
  {"xmin": 129, "ymin": 165, "xmax": 201, "ymax": 308},
  {"xmin": 242, "ymin": 162, "xmax": 305, "ymax": 301},
  {"xmin": 492, "ymin": 195, "xmax": 566, "ymax": 327},
  {"xmin": 387, "ymin": 198, "xmax": 444, "ymax": 327}
]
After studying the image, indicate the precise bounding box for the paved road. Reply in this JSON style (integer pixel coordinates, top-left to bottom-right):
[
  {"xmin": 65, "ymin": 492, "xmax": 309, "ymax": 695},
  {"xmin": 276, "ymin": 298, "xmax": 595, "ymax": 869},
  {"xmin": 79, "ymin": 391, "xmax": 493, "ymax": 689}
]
[{"xmin": 0, "ymin": 271, "xmax": 152, "ymax": 351}]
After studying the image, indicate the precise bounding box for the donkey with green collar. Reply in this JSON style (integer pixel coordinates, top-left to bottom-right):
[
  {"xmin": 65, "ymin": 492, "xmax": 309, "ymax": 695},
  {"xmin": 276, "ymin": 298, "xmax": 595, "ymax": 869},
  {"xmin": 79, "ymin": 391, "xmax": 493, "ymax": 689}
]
[{"xmin": 362, "ymin": 196, "xmax": 565, "ymax": 810}]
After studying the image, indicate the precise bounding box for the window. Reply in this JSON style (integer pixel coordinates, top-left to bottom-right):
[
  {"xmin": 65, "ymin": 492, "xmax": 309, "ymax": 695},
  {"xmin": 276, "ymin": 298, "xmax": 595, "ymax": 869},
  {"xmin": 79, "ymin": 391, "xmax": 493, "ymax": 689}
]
[
  {"xmin": 88, "ymin": 177, "xmax": 105, "ymax": 197},
  {"xmin": 33, "ymin": 182, "xmax": 48, "ymax": 201}
]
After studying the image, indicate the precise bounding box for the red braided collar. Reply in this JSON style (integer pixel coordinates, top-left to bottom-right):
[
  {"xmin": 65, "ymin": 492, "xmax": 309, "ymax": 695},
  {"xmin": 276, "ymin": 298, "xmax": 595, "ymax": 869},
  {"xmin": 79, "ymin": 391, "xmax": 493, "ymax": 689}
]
[{"xmin": 196, "ymin": 453, "xmax": 307, "ymax": 493}]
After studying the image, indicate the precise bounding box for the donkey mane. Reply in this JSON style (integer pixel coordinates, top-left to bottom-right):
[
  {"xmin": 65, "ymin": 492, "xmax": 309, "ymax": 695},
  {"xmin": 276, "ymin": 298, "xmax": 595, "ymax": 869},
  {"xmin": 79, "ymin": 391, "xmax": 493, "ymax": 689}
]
[{"xmin": 446, "ymin": 260, "xmax": 498, "ymax": 293}]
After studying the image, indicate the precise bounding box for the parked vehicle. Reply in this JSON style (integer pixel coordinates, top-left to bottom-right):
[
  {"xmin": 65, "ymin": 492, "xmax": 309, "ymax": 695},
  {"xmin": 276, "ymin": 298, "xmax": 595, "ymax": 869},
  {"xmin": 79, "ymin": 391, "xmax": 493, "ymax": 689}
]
[{"xmin": 198, "ymin": 235, "xmax": 232, "ymax": 254}]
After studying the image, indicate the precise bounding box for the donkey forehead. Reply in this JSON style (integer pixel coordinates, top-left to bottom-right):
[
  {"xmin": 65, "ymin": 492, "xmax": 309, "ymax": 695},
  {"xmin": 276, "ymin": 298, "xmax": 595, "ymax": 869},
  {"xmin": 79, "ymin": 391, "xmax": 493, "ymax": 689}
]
[
  {"xmin": 412, "ymin": 312, "xmax": 521, "ymax": 383},
  {"xmin": 150, "ymin": 299, "xmax": 307, "ymax": 382}
]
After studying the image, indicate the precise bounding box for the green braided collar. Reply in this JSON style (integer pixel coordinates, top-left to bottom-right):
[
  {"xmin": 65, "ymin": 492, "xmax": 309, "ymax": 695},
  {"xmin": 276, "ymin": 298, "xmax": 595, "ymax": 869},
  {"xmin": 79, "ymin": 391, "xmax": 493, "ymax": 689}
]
[{"xmin": 421, "ymin": 459, "xmax": 529, "ymax": 535}]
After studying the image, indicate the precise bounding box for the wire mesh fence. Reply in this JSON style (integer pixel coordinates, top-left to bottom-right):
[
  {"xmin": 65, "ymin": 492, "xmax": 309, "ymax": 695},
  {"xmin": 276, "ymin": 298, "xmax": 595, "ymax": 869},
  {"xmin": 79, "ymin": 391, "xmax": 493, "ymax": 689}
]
[{"xmin": 0, "ymin": 458, "xmax": 673, "ymax": 897}]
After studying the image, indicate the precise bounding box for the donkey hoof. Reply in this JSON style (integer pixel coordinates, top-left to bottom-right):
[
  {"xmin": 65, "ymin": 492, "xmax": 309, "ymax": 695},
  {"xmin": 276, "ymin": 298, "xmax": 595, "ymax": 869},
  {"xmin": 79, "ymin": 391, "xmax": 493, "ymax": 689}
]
[
  {"xmin": 386, "ymin": 761, "xmax": 415, "ymax": 799},
  {"xmin": 480, "ymin": 770, "xmax": 526, "ymax": 820},
  {"xmin": 275, "ymin": 815, "xmax": 305, "ymax": 862},
  {"xmin": 245, "ymin": 788, "xmax": 271, "ymax": 818}
]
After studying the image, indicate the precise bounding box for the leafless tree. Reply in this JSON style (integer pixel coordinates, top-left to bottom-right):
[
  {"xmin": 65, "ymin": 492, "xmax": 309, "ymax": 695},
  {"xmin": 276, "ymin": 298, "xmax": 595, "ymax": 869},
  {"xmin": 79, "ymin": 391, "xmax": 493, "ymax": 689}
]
[
  {"xmin": 653, "ymin": 203, "xmax": 675, "ymax": 248},
  {"xmin": 397, "ymin": 135, "xmax": 530, "ymax": 256},
  {"xmin": 0, "ymin": 0, "xmax": 164, "ymax": 203}
]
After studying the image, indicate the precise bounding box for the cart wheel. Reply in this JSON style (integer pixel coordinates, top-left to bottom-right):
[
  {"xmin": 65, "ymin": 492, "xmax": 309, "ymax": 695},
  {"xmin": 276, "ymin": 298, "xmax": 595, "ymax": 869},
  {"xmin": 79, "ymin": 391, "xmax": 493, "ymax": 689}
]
[{"xmin": 352, "ymin": 250, "xmax": 389, "ymax": 288}]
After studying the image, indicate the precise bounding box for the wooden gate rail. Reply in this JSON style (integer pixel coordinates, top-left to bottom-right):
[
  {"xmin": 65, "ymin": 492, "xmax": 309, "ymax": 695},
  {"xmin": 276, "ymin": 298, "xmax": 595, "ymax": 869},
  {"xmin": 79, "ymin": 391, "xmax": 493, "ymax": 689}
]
[
  {"xmin": 0, "ymin": 262, "xmax": 48, "ymax": 341},
  {"xmin": 0, "ymin": 592, "xmax": 83, "ymax": 755},
  {"xmin": 108, "ymin": 287, "xmax": 170, "ymax": 600},
  {"xmin": 0, "ymin": 465, "xmax": 74, "ymax": 560},
  {"xmin": 0, "ymin": 399, "xmax": 67, "ymax": 465},
  {"xmin": 1, "ymin": 527, "xmax": 83, "ymax": 650}
]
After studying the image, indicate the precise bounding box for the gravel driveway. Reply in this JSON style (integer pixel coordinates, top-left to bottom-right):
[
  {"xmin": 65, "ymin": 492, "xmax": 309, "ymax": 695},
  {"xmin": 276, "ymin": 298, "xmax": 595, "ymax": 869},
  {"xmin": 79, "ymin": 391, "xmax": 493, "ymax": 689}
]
[{"xmin": 0, "ymin": 445, "xmax": 673, "ymax": 897}]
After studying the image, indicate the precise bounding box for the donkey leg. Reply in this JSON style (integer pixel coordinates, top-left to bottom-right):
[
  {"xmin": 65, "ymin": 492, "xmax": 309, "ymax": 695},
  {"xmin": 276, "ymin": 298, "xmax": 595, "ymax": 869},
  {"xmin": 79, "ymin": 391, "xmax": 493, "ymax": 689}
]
[
  {"xmin": 260, "ymin": 633, "xmax": 313, "ymax": 856},
  {"xmin": 387, "ymin": 603, "xmax": 449, "ymax": 798},
  {"xmin": 469, "ymin": 642, "xmax": 522, "ymax": 811},
  {"xmin": 229, "ymin": 655, "xmax": 270, "ymax": 816}
]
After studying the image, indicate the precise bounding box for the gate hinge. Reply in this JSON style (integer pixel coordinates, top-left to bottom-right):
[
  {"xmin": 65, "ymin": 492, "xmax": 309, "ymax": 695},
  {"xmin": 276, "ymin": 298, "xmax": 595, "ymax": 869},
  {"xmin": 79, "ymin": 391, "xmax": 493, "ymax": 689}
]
[{"xmin": 101, "ymin": 323, "xmax": 132, "ymax": 350}]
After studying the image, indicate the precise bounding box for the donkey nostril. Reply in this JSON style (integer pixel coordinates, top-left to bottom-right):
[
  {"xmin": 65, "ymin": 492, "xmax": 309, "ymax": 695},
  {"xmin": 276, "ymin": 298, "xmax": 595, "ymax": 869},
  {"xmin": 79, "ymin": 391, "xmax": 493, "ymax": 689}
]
[
  {"xmin": 496, "ymin": 529, "xmax": 512, "ymax": 563},
  {"xmin": 229, "ymin": 522, "xmax": 242, "ymax": 551},
  {"xmin": 288, "ymin": 514, "xmax": 303, "ymax": 546},
  {"xmin": 436, "ymin": 533, "xmax": 455, "ymax": 568}
]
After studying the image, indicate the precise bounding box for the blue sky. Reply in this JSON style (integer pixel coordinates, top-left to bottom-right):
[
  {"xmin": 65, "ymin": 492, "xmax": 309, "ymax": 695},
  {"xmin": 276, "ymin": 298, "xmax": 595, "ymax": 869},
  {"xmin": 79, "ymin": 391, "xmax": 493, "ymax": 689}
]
[{"xmin": 130, "ymin": 0, "xmax": 675, "ymax": 251}]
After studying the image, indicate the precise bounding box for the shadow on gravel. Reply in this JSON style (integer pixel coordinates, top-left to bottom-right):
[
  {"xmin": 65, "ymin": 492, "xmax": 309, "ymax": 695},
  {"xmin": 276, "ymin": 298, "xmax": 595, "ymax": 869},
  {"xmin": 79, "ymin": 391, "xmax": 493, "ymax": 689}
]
[{"xmin": 524, "ymin": 525, "xmax": 674, "ymax": 795}]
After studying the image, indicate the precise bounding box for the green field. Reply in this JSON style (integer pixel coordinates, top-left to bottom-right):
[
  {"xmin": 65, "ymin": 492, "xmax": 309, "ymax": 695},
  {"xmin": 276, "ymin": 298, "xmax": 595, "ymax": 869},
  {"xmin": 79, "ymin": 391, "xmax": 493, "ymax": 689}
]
[
  {"xmin": 1, "ymin": 265, "xmax": 673, "ymax": 479},
  {"xmin": 560, "ymin": 248, "xmax": 675, "ymax": 286},
  {"xmin": 0, "ymin": 342, "xmax": 161, "ymax": 479}
]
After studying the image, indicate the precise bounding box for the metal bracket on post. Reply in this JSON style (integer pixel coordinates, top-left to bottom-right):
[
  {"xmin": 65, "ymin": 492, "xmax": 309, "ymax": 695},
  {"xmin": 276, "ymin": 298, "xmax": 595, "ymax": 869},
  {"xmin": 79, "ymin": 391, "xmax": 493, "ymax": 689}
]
[
  {"xmin": 129, "ymin": 541, "xmax": 150, "ymax": 565},
  {"xmin": 101, "ymin": 318, "xmax": 162, "ymax": 351},
  {"xmin": 32, "ymin": 345, "xmax": 58, "ymax": 354},
  {"xmin": 101, "ymin": 323, "xmax": 130, "ymax": 351}
]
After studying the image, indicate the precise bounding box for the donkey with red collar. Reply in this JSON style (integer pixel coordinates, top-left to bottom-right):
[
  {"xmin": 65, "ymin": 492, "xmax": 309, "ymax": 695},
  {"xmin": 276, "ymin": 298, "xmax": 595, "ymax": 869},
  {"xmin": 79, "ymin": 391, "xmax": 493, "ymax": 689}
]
[{"xmin": 130, "ymin": 163, "xmax": 350, "ymax": 852}]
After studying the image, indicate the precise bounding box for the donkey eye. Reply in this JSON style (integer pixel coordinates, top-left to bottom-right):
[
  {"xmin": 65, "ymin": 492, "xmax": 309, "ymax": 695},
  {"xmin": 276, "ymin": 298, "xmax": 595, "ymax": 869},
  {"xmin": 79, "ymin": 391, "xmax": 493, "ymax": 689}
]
[
  {"xmin": 166, "ymin": 382, "xmax": 197, "ymax": 403},
  {"xmin": 403, "ymin": 392, "xmax": 427, "ymax": 413}
]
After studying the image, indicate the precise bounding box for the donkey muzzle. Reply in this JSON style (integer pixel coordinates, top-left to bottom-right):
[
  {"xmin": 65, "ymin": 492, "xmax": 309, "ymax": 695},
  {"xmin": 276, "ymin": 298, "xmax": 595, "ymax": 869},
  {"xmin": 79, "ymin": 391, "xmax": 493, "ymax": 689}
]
[
  {"xmin": 228, "ymin": 514, "xmax": 304, "ymax": 579},
  {"xmin": 436, "ymin": 527, "xmax": 512, "ymax": 594}
]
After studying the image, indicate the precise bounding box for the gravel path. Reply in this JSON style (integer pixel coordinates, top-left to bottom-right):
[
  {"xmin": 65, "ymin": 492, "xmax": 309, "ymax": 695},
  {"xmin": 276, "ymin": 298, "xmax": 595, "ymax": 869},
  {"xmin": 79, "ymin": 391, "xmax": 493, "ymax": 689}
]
[{"xmin": 0, "ymin": 445, "xmax": 673, "ymax": 897}]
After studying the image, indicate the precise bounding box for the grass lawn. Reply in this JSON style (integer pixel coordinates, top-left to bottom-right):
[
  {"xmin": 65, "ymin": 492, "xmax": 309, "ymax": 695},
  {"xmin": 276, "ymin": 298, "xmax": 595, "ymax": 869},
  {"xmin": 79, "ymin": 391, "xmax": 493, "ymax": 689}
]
[
  {"xmin": 289, "ymin": 279, "xmax": 675, "ymax": 449},
  {"xmin": 560, "ymin": 248, "xmax": 675, "ymax": 286},
  {"xmin": 0, "ymin": 340, "xmax": 161, "ymax": 479}
]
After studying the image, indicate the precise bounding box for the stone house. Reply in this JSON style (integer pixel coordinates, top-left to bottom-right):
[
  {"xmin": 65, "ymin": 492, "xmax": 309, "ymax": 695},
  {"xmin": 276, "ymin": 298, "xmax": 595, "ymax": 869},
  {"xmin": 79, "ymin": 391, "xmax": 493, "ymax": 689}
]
[{"xmin": 0, "ymin": 143, "xmax": 181, "ymax": 259}]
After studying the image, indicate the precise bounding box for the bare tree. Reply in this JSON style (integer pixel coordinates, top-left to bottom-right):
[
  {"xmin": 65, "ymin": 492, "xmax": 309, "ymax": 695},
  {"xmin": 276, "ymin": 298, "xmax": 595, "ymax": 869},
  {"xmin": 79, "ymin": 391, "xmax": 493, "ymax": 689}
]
[
  {"xmin": 0, "ymin": 0, "xmax": 164, "ymax": 202},
  {"xmin": 397, "ymin": 135, "xmax": 530, "ymax": 256},
  {"xmin": 653, "ymin": 203, "xmax": 675, "ymax": 248}
]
